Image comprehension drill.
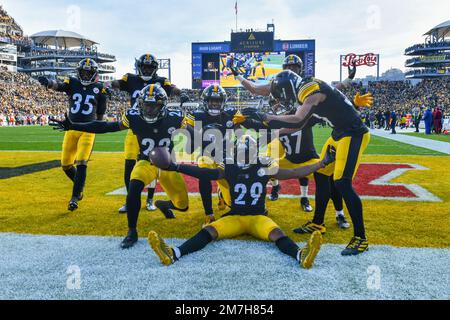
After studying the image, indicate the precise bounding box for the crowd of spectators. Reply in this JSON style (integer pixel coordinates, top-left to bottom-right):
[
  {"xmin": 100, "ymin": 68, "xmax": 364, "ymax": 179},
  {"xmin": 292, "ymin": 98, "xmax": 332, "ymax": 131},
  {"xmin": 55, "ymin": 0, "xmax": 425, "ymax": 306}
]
[{"xmin": 0, "ymin": 6, "xmax": 31, "ymax": 45}]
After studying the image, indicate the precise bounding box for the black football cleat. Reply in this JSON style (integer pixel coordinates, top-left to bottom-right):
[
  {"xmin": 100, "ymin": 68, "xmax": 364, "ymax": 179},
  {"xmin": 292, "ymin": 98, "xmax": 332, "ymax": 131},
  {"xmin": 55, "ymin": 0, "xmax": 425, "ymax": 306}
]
[
  {"xmin": 336, "ymin": 215, "xmax": 350, "ymax": 229},
  {"xmin": 155, "ymin": 201, "xmax": 176, "ymax": 219},
  {"xmin": 293, "ymin": 221, "xmax": 326, "ymax": 235},
  {"xmin": 68, "ymin": 198, "xmax": 79, "ymax": 212},
  {"xmin": 121, "ymin": 230, "xmax": 138, "ymax": 249},
  {"xmin": 269, "ymin": 185, "xmax": 281, "ymax": 201},
  {"xmin": 341, "ymin": 236, "xmax": 369, "ymax": 256},
  {"xmin": 300, "ymin": 197, "xmax": 313, "ymax": 212}
]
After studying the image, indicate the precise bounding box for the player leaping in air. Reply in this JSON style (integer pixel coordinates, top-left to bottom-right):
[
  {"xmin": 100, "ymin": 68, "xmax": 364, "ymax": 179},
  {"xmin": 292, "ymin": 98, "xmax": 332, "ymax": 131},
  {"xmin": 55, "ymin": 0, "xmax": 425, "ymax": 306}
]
[
  {"xmin": 38, "ymin": 58, "xmax": 108, "ymax": 212},
  {"xmin": 147, "ymin": 136, "xmax": 337, "ymax": 269},
  {"xmin": 234, "ymin": 70, "xmax": 374, "ymax": 256}
]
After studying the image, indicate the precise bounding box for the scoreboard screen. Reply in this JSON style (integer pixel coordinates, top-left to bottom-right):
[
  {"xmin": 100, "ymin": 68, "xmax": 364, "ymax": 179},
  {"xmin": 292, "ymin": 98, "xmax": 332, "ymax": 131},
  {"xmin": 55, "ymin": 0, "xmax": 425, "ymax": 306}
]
[{"xmin": 192, "ymin": 40, "xmax": 315, "ymax": 89}]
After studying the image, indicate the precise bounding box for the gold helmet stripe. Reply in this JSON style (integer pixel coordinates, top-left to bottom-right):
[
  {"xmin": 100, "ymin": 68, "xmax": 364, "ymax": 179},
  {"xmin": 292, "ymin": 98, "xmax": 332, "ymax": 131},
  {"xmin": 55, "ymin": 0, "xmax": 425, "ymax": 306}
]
[{"xmin": 149, "ymin": 84, "xmax": 154, "ymax": 97}]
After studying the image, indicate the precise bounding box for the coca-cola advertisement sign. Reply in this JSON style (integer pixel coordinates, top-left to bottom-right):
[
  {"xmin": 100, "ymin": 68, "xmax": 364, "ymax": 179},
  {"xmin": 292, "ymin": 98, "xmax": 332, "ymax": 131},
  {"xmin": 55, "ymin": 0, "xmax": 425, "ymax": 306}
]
[{"xmin": 342, "ymin": 53, "xmax": 378, "ymax": 67}]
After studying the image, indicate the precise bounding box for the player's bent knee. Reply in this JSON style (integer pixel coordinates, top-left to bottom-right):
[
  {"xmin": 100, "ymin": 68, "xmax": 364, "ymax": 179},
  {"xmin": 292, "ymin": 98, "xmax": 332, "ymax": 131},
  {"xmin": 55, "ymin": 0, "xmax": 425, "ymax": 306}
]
[
  {"xmin": 204, "ymin": 226, "xmax": 218, "ymax": 240},
  {"xmin": 268, "ymin": 228, "xmax": 286, "ymax": 242}
]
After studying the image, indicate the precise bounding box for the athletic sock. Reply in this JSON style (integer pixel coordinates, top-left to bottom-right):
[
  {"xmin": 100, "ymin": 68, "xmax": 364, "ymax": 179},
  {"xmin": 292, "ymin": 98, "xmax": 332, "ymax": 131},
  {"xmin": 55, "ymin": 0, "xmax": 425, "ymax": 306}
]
[
  {"xmin": 330, "ymin": 177, "xmax": 344, "ymax": 212},
  {"xmin": 199, "ymin": 179, "xmax": 214, "ymax": 216},
  {"xmin": 312, "ymin": 173, "xmax": 331, "ymax": 225},
  {"xmin": 178, "ymin": 229, "xmax": 213, "ymax": 257},
  {"xmin": 72, "ymin": 165, "xmax": 87, "ymax": 199},
  {"xmin": 63, "ymin": 166, "xmax": 77, "ymax": 183},
  {"xmin": 126, "ymin": 180, "xmax": 145, "ymax": 229},
  {"xmin": 275, "ymin": 236, "xmax": 300, "ymax": 260},
  {"xmin": 334, "ymin": 178, "xmax": 366, "ymax": 238},
  {"xmin": 300, "ymin": 179, "xmax": 309, "ymax": 198},
  {"xmin": 147, "ymin": 187, "xmax": 155, "ymax": 201},
  {"xmin": 124, "ymin": 159, "xmax": 136, "ymax": 192},
  {"xmin": 336, "ymin": 210, "xmax": 345, "ymax": 217}
]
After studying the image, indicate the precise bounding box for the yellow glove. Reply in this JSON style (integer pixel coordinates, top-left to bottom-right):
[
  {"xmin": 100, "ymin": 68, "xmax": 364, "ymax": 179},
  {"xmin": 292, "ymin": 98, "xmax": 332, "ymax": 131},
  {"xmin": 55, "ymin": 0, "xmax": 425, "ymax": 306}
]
[
  {"xmin": 353, "ymin": 92, "xmax": 374, "ymax": 108},
  {"xmin": 233, "ymin": 114, "xmax": 247, "ymax": 126}
]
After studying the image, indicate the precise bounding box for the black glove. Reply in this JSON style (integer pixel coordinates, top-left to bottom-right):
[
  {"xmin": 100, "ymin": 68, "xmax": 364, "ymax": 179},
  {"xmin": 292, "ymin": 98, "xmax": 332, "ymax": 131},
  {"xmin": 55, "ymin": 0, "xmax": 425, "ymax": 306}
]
[
  {"xmin": 241, "ymin": 108, "xmax": 268, "ymax": 123},
  {"xmin": 348, "ymin": 62, "xmax": 357, "ymax": 80},
  {"xmin": 321, "ymin": 146, "xmax": 336, "ymax": 166},
  {"xmin": 38, "ymin": 76, "xmax": 49, "ymax": 88},
  {"xmin": 49, "ymin": 113, "xmax": 72, "ymax": 131},
  {"xmin": 180, "ymin": 93, "xmax": 190, "ymax": 105}
]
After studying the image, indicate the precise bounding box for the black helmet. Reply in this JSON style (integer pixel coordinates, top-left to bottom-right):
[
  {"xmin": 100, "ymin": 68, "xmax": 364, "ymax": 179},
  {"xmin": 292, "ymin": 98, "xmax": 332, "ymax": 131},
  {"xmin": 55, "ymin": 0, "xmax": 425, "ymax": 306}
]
[
  {"xmin": 77, "ymin": 58, "xmax": 99, "ymax": 86},
  {"xmin": 270, "ymin": 70, "xmax": 302, "ymax": 107},
  {"xmin": 282, "ymin": 54, "xmax": 304, "ymax": 76},
  {"xmin": 201, "ymin": 84, "xmax": 227, "ymax": 116},
  {"xmin": 136, "ymin": 54, "xmax": 159, "ymax": 81},
  {"xmin": 137, "ymin": 84, "xmax": 168, "ymax": 123}
]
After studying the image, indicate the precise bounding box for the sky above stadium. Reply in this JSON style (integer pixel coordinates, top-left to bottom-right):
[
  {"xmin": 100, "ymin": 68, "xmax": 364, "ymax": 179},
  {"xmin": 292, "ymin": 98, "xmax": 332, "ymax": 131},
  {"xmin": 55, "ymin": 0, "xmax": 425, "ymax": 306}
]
[{"xmin": 2, "ymin": 0, "xmax": 450, "ymax": 88}]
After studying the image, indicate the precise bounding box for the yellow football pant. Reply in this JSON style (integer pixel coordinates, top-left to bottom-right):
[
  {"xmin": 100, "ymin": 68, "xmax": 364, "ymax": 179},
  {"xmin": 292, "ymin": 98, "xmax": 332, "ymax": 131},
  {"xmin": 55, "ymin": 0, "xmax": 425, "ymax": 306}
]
[
  {"xmin": 61, "ymin": 130, "xmax": 95, "ymax": 167},
  {"xmin": 210, "ymin": 215, "xmax": 280, "ymax": 241},
  {"xmin": 319, "ymin": 133, "xmax": 371, "ymax": 181},
  {"xmin": 130, "ymin": 160, "xmax": 188, "ymax": 209},
  {"xmin": 124, "ymin": 129, "xmax": 140, "ymax": 160},
  {"xmin": 197, "ymin": 156, "xmax": 231, "ymax": 207}
]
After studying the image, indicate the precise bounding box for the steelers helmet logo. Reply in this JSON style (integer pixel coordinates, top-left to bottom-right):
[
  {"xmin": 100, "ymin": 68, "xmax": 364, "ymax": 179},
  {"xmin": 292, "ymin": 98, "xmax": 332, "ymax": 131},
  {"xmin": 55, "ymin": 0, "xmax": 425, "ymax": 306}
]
[{"xmin": 93, "ymin": 88, "xmax": 100, "ymax": 94}]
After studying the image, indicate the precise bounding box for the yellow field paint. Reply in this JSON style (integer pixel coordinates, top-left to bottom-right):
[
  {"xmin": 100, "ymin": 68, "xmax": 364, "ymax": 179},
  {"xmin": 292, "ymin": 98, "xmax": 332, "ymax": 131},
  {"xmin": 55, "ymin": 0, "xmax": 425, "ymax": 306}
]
[{"xmin": 0, "ymin": 152, "xmax": 449, "ymax": 248}]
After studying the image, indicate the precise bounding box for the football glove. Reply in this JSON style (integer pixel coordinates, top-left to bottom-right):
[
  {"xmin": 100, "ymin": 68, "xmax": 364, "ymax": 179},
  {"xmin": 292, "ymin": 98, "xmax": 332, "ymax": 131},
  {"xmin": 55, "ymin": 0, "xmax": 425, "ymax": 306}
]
[
  {"xmin": 49, "ymin": 113, "xmax": 73, "ymax": 131},
  {"xmin": 321, "ymin": 146, "xmax": 336, "ymax": 167},
  {"xmin": 348, "ymin": 62, "xmax": 357, "ymax": 80},
  {"xmin": 180, "ymin": 93, "xmax": 190, "ymax": 105},
  {"xmin": 38, "ymin": 76, "xmax": 49, "ymax": 88},
  {"xmin": 354, "ymin": 92, "xmax": 374, "ymax": 108}
]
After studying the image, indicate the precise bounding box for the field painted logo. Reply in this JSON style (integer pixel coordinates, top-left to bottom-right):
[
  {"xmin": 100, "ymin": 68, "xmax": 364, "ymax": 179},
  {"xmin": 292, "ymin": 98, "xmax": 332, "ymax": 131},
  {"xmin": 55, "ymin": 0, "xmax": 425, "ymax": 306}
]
[
  {"xmin": 107, "ymin": 163, "xmax": 442, "ymax": 202},
  {"xmin": 0, "ymin": 160, "xmax": 60, "ymax": 179}
]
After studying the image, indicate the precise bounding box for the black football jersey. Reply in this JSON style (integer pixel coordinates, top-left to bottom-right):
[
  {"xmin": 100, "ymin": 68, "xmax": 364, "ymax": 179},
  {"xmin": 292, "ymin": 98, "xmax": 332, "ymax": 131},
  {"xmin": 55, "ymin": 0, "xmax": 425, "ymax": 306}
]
[
  {"xmin": 297, "ymin": 77, "xmax": 369, "ymax": 140},
  {"xmin": 222, "ymin": 157, "xmax": 276, "ymax": 216},
  {"xmin": 57, "ymin": 77, "xmax": 107, "ymax": 123},
  {"xmin": 122, "ymin": 109, "xmax": 183, "ymax": 160},
  {"xmin": 118, "ymin": 74, "xmax": 174, "ymax": 108},
  {"xmin": 184, "ymin": 109, "xmax": 237, "ymax": 159},
  {"xmin": 278, "ymin": 118, "xmax": 320, "ymax": 164}
]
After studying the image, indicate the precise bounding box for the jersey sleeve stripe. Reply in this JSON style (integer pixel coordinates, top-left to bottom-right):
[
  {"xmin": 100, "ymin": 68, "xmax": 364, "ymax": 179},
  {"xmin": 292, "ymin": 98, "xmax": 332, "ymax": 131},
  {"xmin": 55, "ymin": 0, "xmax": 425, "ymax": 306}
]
[
  {"xmin": 122, "ymin": 114, "xmax": 130, "ymax": 128},
  {"xmin": 298, "ymin": 83, "xmax": 320, "ymax": 103}
]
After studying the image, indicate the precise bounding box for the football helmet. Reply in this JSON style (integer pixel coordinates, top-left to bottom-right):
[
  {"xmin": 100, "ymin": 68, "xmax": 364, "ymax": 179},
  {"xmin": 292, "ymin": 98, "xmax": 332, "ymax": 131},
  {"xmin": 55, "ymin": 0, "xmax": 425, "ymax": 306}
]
[
  {"xmin": 270, "ymin": 70, "xmax": 302, "ymax": 107},
  {"xmin": 268, "ymin": 94, "xmax": 296, "ymax": 115},
  {"xmin": 136, "ymin": 54, "xmax": 159, "ymax": 81},
  {"xmin": 77, "ymin": 58, "xmax": 99, "ymax": 86},
  {"xmin": 201, "ymin": 84, "xmax": 227, "ymax": 116},
  {"xmin": 137, "ymin": 84, "xmax": 168, "ymax": 124},
  {"xmin": 283, "ymin": 54, "xmax": 304, "ymax": 76}
]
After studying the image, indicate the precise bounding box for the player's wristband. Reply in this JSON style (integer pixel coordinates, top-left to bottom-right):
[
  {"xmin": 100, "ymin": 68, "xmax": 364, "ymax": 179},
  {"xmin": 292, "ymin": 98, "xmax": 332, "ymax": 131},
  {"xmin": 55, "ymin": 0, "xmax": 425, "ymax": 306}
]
[{"xmin": 236, "ymin": 75, "xmax": 245, "ymax": 83}]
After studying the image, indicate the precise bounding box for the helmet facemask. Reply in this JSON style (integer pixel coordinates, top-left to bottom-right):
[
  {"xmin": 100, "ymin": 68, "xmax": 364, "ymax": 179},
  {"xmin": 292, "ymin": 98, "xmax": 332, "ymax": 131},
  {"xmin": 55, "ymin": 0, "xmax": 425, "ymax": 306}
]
[
  {"xmin": 206, "ymin": 96, "xmax": 225, "ymax": 117},
  {"xmin": 138, "ymin": 98, "xmax": 166, "ymax": 124},
  {"xmin": 78, "ymin": 63, "xmax": 98, "ymax": 86},
  {"xmin": 139, "ymin": 62, "xmax": 158, "ymax": 81}
]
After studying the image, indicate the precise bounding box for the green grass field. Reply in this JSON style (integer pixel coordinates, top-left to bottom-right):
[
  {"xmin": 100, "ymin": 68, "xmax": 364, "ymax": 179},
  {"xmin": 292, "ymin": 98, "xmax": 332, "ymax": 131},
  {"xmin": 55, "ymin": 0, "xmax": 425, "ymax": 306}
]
[
  {"xmin": 399, "ymin": 132, "xmax": 450, "ymax": 143},
  {"xmin": 0, "ymin": 126, "xmax": 446, "ymax": 156}
]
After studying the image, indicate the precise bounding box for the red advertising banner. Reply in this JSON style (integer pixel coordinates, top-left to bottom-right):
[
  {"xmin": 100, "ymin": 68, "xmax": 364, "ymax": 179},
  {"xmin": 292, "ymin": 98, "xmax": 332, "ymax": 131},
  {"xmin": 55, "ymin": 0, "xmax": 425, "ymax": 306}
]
[{"xmin": 342, "ymin": 53, "xmax": 378, "ymax": 67}]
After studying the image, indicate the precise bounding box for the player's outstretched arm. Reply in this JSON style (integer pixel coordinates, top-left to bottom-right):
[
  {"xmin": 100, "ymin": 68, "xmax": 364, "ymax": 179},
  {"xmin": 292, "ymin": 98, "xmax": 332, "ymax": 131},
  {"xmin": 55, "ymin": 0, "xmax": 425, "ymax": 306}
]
[
  {"xmin": 49, "ymin": 113, "xmax": 126, "ymax": 133},
  {"xmin": 273, "ymin": 146, "xmax": 336, "ymax": 180},
  {"xmin": 230, "ymin": 65, "xmax": 271, "ymax": 96},
  {"xmin": 38, "ymin": 77, "xmax": 61, "ymax": 91},
  {"xmin": 335, "ymin": 62, "xmax": 357, "ymax": 90}
]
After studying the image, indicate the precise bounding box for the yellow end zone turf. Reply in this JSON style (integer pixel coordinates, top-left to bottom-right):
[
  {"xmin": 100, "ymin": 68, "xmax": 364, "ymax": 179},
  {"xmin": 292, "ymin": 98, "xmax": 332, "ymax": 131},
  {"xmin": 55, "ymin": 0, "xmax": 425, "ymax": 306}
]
[{"xmin": 0, "ymin": 151, "xmax": 449, "ymax": 248}]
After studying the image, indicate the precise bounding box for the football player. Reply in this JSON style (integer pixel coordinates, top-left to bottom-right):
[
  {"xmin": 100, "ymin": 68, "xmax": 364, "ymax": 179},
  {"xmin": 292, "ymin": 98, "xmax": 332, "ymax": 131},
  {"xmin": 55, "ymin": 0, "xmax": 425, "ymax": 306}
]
[
  {"xmin": 183, "ymin": 84, "xmax": 237, "ymax": 227},
  {"xmin": 231, "ymin": 55, "xmax": 355, "ymax": 228},
  {"xmin": 251, "ymin": 52, "xmax": 266, "ymax": 79},
  {"xmin": 147, "ymin": 136, "xmax": 337, "ymax": 269},
  {"xmin": 235, "ymin": 70, "xmax": 374, "ymax": 256},
  {"xmin": 38, "ymin": 58, "xmax": 108, "ymax": 211},
  {"xmin": 50, "ymin": 84, "xmax": 189, "ymax": 249},
  {"xmin": 106, "ymin": 54, "xmax": 189, "ymax": 213}
]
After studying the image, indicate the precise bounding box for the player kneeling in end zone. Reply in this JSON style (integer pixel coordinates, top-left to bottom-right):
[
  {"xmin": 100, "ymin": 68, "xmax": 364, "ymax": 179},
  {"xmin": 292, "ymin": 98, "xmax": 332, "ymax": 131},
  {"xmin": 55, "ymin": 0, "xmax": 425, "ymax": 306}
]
[{"xmin": 148, "ymin": 136, "xmax": 336, "ymax": 269}]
